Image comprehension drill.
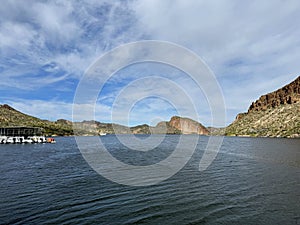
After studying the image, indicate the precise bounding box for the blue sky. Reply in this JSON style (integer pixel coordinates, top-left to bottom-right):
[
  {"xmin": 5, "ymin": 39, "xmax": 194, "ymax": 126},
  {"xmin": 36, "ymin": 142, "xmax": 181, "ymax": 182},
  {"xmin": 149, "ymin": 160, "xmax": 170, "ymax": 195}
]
[{"xmin": 0, "ymin": 0, "xmax": 300, "ymax": 127}]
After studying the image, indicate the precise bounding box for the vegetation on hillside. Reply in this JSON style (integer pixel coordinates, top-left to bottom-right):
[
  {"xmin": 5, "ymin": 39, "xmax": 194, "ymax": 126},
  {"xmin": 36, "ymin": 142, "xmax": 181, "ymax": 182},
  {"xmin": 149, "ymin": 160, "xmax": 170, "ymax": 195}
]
[
  {"xmin": 225, "ymin": 102, "xmax": 300, "ymax": 138},
  {"xmin": 225, "ymin": 76, "xmax": 299, "ymax": 138}
]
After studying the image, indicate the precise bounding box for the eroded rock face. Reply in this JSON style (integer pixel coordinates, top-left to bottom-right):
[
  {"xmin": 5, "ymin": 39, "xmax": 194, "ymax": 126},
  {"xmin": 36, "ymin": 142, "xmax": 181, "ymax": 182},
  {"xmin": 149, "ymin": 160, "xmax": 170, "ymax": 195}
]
[
  {"xmin": 168, "ymin": 116, "xmax": 209, "ymax": 135},
  {"xmin": 248, "ymin": 76, "xmax": 300, "ymax": 113},
  {"xmin": 226, "ymin": 76, "xmax": 300, "ymax": 137}
]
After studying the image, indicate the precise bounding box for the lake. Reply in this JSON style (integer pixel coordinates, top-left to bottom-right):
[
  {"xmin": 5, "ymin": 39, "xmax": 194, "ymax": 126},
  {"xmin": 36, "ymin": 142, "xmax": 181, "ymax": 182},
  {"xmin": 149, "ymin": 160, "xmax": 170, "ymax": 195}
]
[{"xmin": 0, "ymin": 136, "xmax": 299, "ymax": 224}]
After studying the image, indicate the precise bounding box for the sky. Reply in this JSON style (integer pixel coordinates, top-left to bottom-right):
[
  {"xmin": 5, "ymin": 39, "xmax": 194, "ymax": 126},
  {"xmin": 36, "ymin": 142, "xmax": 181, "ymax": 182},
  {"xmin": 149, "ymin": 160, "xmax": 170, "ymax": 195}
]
[{"xmin": 0, "ymin": 0, "xmax": 300, "ymax": 127}]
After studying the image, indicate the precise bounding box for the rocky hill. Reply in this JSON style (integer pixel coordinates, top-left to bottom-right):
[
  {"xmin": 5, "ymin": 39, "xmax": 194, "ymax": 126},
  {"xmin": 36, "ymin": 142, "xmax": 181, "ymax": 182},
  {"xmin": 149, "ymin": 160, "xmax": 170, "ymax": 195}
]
[
  {"xmin": 0, "ymin": 104, "xmax": 74, "ymax": 136},
  {"xmin": 0, "ymin": 104, "xmax": 210, "ymax": 136},
  {"xmin": 225, "ymin": 76, "xmax": 300, "ymax": 138},
  {"xmin": 168, "ymin": 116, "xmax": 209, "ymax": 135}
]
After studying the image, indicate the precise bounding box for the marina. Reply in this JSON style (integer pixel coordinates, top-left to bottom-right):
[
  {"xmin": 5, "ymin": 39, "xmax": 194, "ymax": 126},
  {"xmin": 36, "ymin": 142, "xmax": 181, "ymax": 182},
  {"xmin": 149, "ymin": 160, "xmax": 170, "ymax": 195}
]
[{"xmin": 0, "ymin": 127, "xmax": 55, "ymax": 144}]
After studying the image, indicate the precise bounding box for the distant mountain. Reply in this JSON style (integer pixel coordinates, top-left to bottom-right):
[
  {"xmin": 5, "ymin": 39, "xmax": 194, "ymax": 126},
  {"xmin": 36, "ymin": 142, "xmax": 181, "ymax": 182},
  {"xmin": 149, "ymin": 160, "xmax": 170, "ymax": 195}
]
[
  {"xmin": 0, "ymin": 104, "xmax": 210, "ymax": 136},
  {"xmin": 225, "ymin": 76, "xmax": 300, "ymax": 138},
  {"xmin": 68, "ymin": 116, "xmax": 210, "ymax": 135},
  {"xmin": 168, "ymin": 116, "xmax": 209, "ymax": 135}
]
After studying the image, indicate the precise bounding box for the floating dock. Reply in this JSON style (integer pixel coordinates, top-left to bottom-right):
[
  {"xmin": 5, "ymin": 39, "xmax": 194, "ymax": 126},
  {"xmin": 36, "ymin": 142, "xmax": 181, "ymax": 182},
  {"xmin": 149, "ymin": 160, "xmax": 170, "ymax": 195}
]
[{"xmin": 0, "ymin": 127, "xmax": 55, "ymax": 144}]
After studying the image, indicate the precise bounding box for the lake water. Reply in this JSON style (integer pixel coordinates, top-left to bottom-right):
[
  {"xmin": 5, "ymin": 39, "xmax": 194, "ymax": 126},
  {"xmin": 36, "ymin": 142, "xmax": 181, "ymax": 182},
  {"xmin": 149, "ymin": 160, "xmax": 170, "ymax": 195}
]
[{"xmin": 0, "ymin": 136, "xmax": 299, "ymax": 224}]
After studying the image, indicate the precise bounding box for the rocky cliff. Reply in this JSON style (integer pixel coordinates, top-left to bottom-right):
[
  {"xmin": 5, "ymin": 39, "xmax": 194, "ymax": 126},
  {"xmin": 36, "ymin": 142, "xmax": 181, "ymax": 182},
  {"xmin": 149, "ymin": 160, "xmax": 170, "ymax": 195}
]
[
  {"xmin": 226, "ymin": 76, "xmax": 300, "ymax": 138},
  {"xmin": 168, "ymin": 116, "xmax": 209, "ymax": 135},
  {"xmin": 248, "ymin": 76, "xmax": 300, "ymax": 112}
]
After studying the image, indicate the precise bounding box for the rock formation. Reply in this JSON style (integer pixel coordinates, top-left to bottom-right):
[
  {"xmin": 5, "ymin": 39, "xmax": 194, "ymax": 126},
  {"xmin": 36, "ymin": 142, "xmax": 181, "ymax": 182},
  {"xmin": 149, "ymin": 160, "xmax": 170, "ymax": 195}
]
[
  {"xmin": 168, "ymin": 116, "xmax": 209, "ymax": 135},
  {"xmin": 226, "ymin": 76, "xmax": 300, "ymax": 138},
  {"xmin": 248, "ymin": 76, "xmax": 300, "ymax": 112}
]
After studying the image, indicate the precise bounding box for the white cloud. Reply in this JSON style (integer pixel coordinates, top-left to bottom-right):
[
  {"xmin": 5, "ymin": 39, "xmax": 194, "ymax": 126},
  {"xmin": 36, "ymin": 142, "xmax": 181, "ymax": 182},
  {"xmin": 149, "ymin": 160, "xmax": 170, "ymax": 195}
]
[
  {"xmin": 132, "ymin": 0, "xmax": 300, "ymax": 72},
  {"xmin": 131, "ymin": 0, "xmax": 300, "ymax": 123},
  {"xmin": 4, "ymin": 100, "xmax": 73, "ymax": 121},
  {"xmin": 0, "ymin": 0, "xmax": 141, "ymax": 89},
  {"xmin": 3, "ymin": 99, "xmax": 112, "ymax": 123},
  {"xmin": 1, "ymin": 0, "xmax": 299, "ymax": 125}
]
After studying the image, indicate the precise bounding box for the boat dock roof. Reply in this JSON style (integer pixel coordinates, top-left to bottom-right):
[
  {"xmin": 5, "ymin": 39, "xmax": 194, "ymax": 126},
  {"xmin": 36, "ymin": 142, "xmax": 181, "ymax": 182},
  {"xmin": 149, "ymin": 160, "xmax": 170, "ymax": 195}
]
[{"xmin": 0, "ymin": 127, "xmax": 43, "ymax": 137}]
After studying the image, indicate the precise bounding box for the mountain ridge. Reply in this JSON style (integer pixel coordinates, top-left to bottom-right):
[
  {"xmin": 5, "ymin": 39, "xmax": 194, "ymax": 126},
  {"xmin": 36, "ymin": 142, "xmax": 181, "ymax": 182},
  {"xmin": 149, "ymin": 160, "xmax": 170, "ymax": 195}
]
[
  {"xmin": 248, "ymin": 76, "xmax": 300, "ymax": 113},
  {"xmin": 0, "ymin": 104, "xmax": 209, "ymax": 136},
  {"xmin": 1, "ymin": 76, "xmax": 299, "ymax": 138}
]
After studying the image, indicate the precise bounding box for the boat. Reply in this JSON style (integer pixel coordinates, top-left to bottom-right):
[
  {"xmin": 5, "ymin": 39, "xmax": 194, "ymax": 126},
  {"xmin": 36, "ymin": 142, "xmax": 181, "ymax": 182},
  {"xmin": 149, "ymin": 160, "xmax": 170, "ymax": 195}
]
[
  {"xmin": 29, "ymin": 136, "xmax": 47, "ymax": 143},
  {"xmin": 6, "ymin": 137, "xmax": 15, "ymax": 144},
  {"xmin": 18, "ymin": 137, "xmax": 33, "ymax": 144},
  {"xmin": 0, "ymin": 136, "xmax": 7, "ymax": 144},
  {"xmin": 99, "ymin": 132, "xmax": 107, "ymax": 136},
  {"xmin": 47, "ymin": 138, "xmax": 56, "ymax": 143},
  {"xmin": 23, "ymin": 138, "xmax": 33, "ymax": 144}
]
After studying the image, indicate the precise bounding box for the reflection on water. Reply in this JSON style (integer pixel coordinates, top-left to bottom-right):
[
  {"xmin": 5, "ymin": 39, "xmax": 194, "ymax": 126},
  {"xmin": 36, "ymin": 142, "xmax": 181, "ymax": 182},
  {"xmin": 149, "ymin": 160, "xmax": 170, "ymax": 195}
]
[{"xmin": 0, "ymin": 136, "xmax": 299, "ymax": 224}]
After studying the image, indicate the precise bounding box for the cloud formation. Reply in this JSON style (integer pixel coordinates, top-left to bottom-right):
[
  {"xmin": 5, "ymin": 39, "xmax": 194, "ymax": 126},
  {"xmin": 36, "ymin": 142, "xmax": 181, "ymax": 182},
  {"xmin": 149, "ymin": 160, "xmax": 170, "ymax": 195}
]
[
  {"xmin": 0, "ymin": 0, "xmax": 140, "ymax": 89},
  {"xmin": 1, "ymin": 0, "xmax": 299, "ymax": 126}
]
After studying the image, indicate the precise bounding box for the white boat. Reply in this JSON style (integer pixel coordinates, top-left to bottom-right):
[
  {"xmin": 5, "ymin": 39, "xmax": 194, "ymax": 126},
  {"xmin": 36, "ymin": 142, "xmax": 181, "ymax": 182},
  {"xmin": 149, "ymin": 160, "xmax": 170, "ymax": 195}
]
[
  {"xmin": 0, "ymin": 135, "xmax": 51, "ymax": 144},
  {"xmin": 14, "ymin": 137, "xmax": 22, "ymax": 144},
  {"xmin": 6, "ymin": 137, "xmax": 15, "ymax": 144},
  {"xmin": 0, "ymin": 127, "xmax": 48, "ymax": 144},
  {"xmin": 99, "ymin": 132, "xmax": 107, "ymax": 136},
  {"xmin": 22, "ymin": 138, "xmax": 33, "ymax": 144},
  {"xmin": 40, "ymin": 136, "xmax": 47, "ymax": 143},
  {"xmin": 0, "ymin": 136, "xmax": 7, "ymax": 144},
  {"xmin": 29, "ymin": 136, "xmax": 47, "ymax": 143}
]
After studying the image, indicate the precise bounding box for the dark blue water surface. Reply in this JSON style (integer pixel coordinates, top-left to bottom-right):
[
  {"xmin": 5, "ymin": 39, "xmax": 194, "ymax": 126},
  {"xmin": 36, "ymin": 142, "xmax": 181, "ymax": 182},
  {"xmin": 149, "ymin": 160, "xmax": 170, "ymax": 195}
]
[{"xmin": 0, "ymin": 136, "xmax": 299, "ymax": 225}]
